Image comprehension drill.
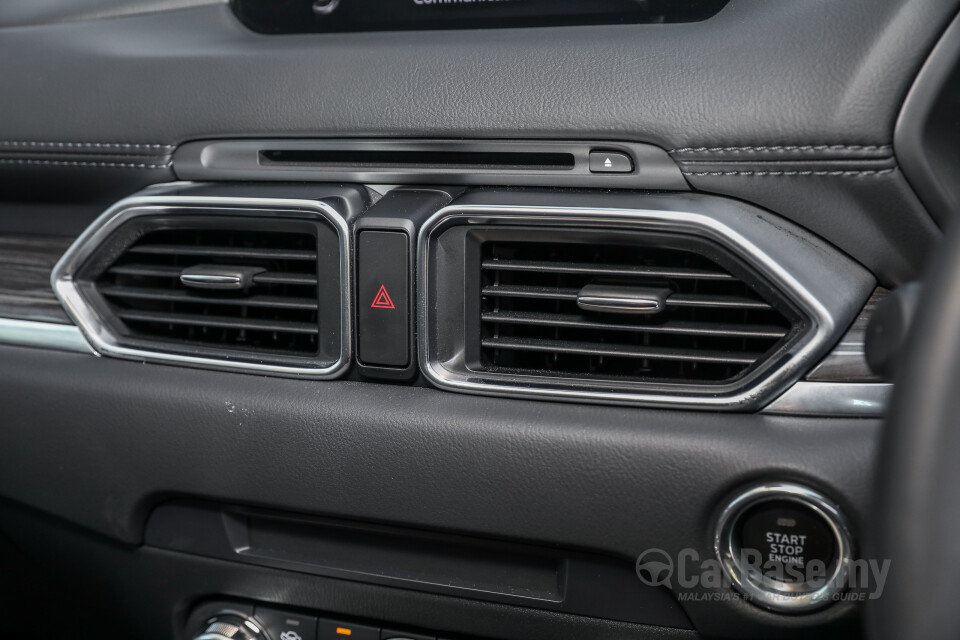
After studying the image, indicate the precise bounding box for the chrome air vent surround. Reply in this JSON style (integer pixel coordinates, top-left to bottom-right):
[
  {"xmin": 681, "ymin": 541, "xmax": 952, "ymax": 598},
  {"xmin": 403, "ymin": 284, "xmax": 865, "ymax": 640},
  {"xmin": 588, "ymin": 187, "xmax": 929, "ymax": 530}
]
[
  {"xmin": 52, "ymin": 194, "xmax": 352, "ymax": 378},
  {"xmin": 418, "ymin": 192, "xmax": 875, "ymax": 411}
]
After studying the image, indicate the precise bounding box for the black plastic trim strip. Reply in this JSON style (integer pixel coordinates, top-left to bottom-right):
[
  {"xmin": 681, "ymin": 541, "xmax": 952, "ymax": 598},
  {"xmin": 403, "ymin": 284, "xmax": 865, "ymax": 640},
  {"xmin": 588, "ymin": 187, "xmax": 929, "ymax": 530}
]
[{"xmin": 173, "ymin": 139, "xmax": 689, "ymax": 191}]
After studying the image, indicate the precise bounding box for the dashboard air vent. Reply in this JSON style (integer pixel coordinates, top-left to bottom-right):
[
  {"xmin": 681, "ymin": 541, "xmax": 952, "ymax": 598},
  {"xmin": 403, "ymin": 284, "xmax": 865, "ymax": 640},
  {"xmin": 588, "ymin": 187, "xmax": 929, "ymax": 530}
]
[
  {"xmin": 417, "ymin": 197, "xmax": 874, "ymax": 411},
  {"xmin": 98, "ymin": 227, "xmax": 321, "ymax": 355},
  {"xmin": 53, "ymin": 195, "xmax": 352, "ymax": 378},
  {"xmin": 479, "ymin": 240, "xmax": 796, "ymax": 384}
]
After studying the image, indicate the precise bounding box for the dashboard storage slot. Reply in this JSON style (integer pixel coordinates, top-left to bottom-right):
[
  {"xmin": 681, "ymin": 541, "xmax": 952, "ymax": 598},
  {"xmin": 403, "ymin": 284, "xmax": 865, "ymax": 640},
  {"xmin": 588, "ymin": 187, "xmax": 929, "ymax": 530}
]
[{"xmin": 149, "ymin": 501, "xmax": 692, "ymax": 628}]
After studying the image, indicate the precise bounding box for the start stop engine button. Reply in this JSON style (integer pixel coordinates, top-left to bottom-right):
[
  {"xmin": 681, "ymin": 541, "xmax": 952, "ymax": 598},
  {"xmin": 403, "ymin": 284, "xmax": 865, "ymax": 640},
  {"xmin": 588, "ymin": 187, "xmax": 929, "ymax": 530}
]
[
  {"xmin": 738, "ymin": 501, "xmax": 837, "ymax": 584},
  {"xmin": 715, "ymin": 483, "xmax": 853, "ymax": 613}
]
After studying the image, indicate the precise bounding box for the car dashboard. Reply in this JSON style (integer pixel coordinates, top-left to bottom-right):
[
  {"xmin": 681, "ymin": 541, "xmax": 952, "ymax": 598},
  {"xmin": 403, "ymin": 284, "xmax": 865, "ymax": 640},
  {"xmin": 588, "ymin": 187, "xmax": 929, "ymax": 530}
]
[{"xmin": 0, "ymin": 1, "xmax": 959, "ymax": 639}]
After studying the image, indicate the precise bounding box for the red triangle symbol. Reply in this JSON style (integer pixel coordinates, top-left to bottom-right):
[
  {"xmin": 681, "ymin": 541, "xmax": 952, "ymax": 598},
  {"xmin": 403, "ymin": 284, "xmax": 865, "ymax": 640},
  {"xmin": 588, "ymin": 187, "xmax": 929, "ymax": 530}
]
[{"xmin": 371, "ymin": 284, "xmax": 395, "ymax": 309}]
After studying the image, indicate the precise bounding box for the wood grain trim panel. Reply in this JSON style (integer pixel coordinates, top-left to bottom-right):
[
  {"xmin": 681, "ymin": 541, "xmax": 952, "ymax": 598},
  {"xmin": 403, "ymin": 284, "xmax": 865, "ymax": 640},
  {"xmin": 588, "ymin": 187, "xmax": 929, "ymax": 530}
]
[{"xmin": 0, "ymin": 234, "xmax": 72, "ymax": 323}]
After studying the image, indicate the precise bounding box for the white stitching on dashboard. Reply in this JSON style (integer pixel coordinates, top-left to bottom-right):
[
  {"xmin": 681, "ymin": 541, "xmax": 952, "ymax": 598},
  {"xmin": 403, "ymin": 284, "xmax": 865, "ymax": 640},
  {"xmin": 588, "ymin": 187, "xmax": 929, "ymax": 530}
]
[
  {"xmin": 670, "ymin": 145, "xmax": 893, "ymax": 153},
  {"xmin": 0, "ymin": 158, "xmax": 172, "ymax": 169},
  {"xmin": 682, "ymin": 168, "xmax": 897, "ymax": 177},
  {"xmin": 0, "ymin": 141, "xmax": 174, "ymax": 151}
]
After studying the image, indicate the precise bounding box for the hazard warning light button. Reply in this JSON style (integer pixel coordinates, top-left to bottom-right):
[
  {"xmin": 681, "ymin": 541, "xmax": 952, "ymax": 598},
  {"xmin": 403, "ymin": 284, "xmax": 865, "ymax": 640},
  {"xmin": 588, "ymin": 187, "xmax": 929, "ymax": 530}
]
[{"xmin": 357, "ymin": 230, "xmax": 409, "ymax": 367}]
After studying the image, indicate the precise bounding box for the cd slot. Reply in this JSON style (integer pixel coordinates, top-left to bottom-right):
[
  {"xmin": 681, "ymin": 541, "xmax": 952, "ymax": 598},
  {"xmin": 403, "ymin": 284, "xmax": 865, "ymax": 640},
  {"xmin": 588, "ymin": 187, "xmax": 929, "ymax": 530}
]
[
  {"xmin": 232, "ymin": 0, "xmax": 730, "ymax": 35},
  {"xmin": 260, "ymin": 149, "xmax": 575, "ymax": 172}
]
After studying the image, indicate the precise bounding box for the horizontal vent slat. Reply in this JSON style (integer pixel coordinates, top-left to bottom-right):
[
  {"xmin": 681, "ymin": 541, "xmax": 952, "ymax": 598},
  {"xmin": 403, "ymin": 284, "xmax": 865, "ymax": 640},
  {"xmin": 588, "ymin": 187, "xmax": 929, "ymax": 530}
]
[
  {"xmin": 664, "ymin": 294, "xmax": 772, "ymax": 310},
  {"xmin": 481, "ymin": 285, "xmax": 579, "ymax": 300},
  {"xmin": 481, "ymin": 311, "xmax": 788, "ymax": 339},
  {"xmin": 100, "ymin": 285, "xmax": 318, "ymax": 310},
  {"xmin": 252, "ymin": 272, "xmax": 319, "ymax": 286},
  {"xmin": 481, "ymin": 337, "xmax": 760, "ymax": 365},
  {"xmin": 107, "ymin": 264, "xmax": 182, "ymax": 278},
  {"xmin": 107, "ymin": 264, "xmax": 318, "ymax": 286},
  {"xmin": 116, "ymin": 309, "xmax": 319, "ymax": 334},
  {"xmin": 482, "ymin": 259, "xmax": 734, "ymax": 280},
  {"xmin": 482, "ymin": 285, "xmax": 772, "ymax": 310},
  {"xmin": 126, "ymin": 245, "xmax": 318, "ymax": 260}
]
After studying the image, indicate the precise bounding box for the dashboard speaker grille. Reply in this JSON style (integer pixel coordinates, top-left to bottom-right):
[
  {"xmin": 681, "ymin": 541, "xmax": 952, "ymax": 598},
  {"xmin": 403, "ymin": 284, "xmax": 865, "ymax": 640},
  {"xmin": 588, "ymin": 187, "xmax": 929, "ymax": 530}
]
[
  {"xmin": 478, "ymin": 239, "xmax": 797, "ymax": 385},
  {"xmin": 98, "ymin": 226, "xmax": 322, "ymax": 356}
]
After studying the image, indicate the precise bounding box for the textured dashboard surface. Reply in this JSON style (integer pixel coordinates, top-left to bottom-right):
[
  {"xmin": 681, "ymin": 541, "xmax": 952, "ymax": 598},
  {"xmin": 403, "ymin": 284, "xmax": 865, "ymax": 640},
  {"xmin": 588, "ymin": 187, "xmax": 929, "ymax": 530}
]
[
  {"xmin": 0, "ymin": 0, "xmax": 956, "ymax": 285},
  {"xmin": 0, "ymin": 0, "xmax": 224, "ymax": 28},
  {"xmin": 0, "ymin": 0, "xmax": 955, "ymax": 148},
  {"xmin": 0, "ymin": 344, "xmax": 879, "ymax": 637}
]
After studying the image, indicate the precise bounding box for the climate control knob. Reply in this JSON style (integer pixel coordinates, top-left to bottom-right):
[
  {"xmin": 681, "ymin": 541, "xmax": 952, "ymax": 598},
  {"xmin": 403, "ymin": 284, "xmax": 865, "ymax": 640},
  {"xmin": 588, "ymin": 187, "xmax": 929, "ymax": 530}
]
[{"xmin": 194, "ymin": 612, "xmax": 269, "ymax": 640}]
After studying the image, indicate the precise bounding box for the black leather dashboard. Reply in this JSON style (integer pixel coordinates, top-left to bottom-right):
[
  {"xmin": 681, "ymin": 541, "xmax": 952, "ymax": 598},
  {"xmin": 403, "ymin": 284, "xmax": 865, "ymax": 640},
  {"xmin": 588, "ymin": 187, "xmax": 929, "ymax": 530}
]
[
  {"xmin": 0, "ymin": 0, "xmax": 952, "ymax": 148},
  {"xmin": 1, "ymin": 0, "xmax": 956, "ymax": 283},
  {"xmin": 1, "ymin": 0, "xmax": 958, "ymax": 638}
]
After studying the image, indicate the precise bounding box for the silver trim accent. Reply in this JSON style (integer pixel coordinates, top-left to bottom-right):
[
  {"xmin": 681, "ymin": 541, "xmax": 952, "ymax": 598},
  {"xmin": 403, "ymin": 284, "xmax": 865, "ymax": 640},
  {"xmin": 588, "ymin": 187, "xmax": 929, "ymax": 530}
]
[
  {"xmin": 576, "ymin": 284, "xmax": 670, "ymax": 315},
  {"xmin": 0, "ymin": 317, "xmax": 94, "ymax": 354},
  {"xmin": 763, "ymin": 381, "xmax": 891, "ymax": 417},
  {"xmin": 807, "ymin": 288, "xmax": 887, "ymax": 382},
  {"xmin": 180, "ymin": 273, "xmax": 242, "ymax": 287},
  {"xmin": 312, "ymin": 0, "xmax": 341, "ymax": 16},
  {"xmin": 714, "ymin": 483, "xmax": 854, "ymax": 613},
  {"xmin": 50, "ymin": 195, "xmax": 352, "ymax": 379},
  {"xmin": 180, "ymin": 264, "xmax": 266, "ymax": 290},
  {"xmin": 418, "ymin": 201, "xmax": 875, "ymax": 411}
]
